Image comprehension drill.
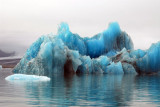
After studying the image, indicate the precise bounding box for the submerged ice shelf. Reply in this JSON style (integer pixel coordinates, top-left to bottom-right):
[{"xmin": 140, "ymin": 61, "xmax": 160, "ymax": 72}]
[{"xmin": 12, "ymin": 22, "xmax": 160, "ymax": 77}]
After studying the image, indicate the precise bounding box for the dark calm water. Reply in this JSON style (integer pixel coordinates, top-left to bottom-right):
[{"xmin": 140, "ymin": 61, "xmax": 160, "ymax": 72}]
[{"xmin": 0, "ymin": 69, "xmax": 160, "ymax": 107}]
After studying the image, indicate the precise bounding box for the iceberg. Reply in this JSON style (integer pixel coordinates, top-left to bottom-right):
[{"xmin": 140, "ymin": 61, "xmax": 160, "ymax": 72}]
[
  {"xmin": 136, "ymin": 42, "xmax": 160, "ymax": 74},
  {"xmin": 12, "ymin": 22, "xmax": 160, "ymax": 77}
]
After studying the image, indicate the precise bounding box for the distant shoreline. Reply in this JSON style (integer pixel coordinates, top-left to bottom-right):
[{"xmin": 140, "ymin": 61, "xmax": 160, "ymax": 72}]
[{"xmin": 0, "ymin": 58, "xmax": 21, "ymax": 68}]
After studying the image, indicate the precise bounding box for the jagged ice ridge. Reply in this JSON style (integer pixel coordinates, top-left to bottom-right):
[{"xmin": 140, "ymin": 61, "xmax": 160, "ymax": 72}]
[{"xmin": 12, "ymin": 22, "xmax": 160, "ymax": 77}]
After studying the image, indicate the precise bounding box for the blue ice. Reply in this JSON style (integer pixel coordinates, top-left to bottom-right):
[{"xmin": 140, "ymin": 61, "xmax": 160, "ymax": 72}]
[
  {"xmin": 5, "ymin": 74, "xmax": 50, "ymax": 81},
  {"xmin": 12, "ymin": 22, "xmax": 160, "ymax": 76},
  {"xmin": 136, "ymin": 42, "xmax": 160, "ymax": 73}
]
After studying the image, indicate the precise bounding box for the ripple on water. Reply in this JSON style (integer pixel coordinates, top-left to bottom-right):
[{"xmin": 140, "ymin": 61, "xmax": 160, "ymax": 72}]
[{"xmin": 0, "ymin": 69, "xmax": 160, "ymax": 106}]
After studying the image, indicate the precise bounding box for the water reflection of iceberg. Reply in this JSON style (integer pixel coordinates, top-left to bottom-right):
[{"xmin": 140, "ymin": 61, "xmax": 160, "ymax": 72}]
[
  {"xmin": 134, "ymin": 75, "xmax": 160, "ymax": 105},
  {"xmin": 5, "ymin": 74, "xmax": 159, "ymax": 106},
  {"xmin": 20, "ymin": 74, "xmax": 137, "ymax": 106}
]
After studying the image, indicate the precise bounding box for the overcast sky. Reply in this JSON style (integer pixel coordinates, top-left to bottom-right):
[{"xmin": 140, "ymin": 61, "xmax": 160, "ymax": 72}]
[{"xmin": 0, "ymin": 0, "xmax": 160, "ymax": 55}]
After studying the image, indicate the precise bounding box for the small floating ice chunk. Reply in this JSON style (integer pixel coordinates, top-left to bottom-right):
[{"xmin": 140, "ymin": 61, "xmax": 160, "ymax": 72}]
[
  {"xmin": 5, "ymin": 74, "xmax": 50, "ymax": 81},
  {"xmin": 0, "ymin": 65, "xmax": 2, "ymax": 70}
]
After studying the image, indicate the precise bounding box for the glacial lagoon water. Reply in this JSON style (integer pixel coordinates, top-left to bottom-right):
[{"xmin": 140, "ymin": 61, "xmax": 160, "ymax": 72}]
[{"xmin": 0, "ymin": 69, "xmax": 160, "ymax": 107}]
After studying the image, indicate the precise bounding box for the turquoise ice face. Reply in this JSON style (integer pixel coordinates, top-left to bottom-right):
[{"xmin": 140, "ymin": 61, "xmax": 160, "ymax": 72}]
[{"xmin": 13, "ymin": 22, "xmax": 160, "ymax": 77}]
